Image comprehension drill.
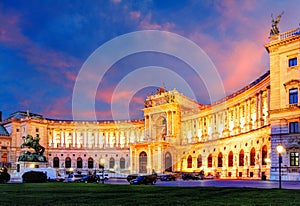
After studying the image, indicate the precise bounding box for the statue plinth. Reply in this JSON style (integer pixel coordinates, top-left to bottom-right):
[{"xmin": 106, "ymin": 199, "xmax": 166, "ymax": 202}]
[{"xmin": 18, "ymin": 152, "xmax": 46, "ymax": 162}]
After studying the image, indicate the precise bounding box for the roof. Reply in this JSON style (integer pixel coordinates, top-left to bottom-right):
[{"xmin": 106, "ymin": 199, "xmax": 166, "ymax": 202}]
[{"xmin": 0, "ymin": 125, "xmax": 9, "ymax": 136}]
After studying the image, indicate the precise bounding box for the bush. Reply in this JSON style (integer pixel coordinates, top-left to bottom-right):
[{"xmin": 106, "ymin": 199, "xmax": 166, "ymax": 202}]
[
  {"xmin": 22, "ymin": 171, "xmax": 47, "ymax": 183},
  {"xmin": 0, "ymin": 172, "xmax": 10, "ymax": 183}
]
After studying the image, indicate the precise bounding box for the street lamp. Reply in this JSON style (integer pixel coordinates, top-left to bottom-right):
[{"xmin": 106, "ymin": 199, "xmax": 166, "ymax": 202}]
[
  {"xmin": 276, "ymin": 145, "xmax": 284, "ymax": 189},
  {"xmin": 100, "ymin": 158, "xmax": 105, "ymax": 184}
]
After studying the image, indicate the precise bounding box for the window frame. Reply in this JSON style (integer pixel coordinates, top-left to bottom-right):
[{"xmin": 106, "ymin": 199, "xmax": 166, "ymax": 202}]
[
  {"xmin": 290, "ymin": 152, "xmax": 299, "ymax": 166},
  {"xmin": 289, "ymin": 122, "xmax": 299, "ymax": 133},
  {"xmin": 288, "ymin": 57, "xmax": 297, "ymax": 67},
  {"xmin": 289, "ymin": 88, "xmax": 298, "ymax": 105}
]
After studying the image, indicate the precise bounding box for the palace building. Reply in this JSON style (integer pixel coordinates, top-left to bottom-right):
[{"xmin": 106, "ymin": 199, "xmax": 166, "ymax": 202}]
[{"xmin": 1, "ymin": 24, "xmax": 300, "ymax": 181}]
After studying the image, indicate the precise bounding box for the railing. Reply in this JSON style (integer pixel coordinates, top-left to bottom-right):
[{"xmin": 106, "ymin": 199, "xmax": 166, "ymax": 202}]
[{"xmin": 280, "ymin": 28, "xmax": 300, "ymax": 40}]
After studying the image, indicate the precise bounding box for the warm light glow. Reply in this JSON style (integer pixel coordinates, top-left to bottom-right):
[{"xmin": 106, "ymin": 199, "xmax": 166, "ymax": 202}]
[
  {"xmin": 277, "ymin": 145, "xmax": 284, "ymax": 154},
  {"xmin": 264, "ymin": 158, "xmax": 271, "ymax": 163},
  {"xmin": 100, "ymin": 158, "xmax": 105, "ymax": 164},
  {"xmin": 29, "ymin": 164, "xmax": 35, "ymax": 168}
]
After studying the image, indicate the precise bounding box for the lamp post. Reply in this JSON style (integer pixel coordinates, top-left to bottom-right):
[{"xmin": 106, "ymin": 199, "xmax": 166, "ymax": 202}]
[
  {"xmin": 276, "ymin": 145, "xmax": 283, "ymax": 189},
  {"xmin": 100, "ymin": 158, "xmax": 105, "ymax": 184}
]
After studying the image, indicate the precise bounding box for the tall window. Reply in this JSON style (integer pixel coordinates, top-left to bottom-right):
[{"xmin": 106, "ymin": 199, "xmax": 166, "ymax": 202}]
[
  {"xmin": 88, "ymin": 157, "xmax": 94, "ymax": 169},
  {"xmin": 65, "ymin": 157, "xmax": 71, "ymax": 168},
  {"xmin": 250, "ymin": 148, "xmax": 256, "ymax": 166},
  {"xmin": 187, "ymin": 155, "xmax": 192, "ymax": 168},
  {"xmin": 109, "ymin": 157, "xmax": 115, "ymax": 169},
  {"xmin": 53, "ymin": 157, "xmax": 59, "ymax": 168},
  {"xmin": 207, "ymin": 154, "xmax": 212, "ymax": 168},
  {"xmin": 239, "ymin": 150, "xmax": 244, "ymax": 166},
  {"xmin": 77, "ymin": 157, "xmax": 82, "ymax": 168},
  {"xmin": 120, "ymin": 158, "xmax": 125, "ymax": 169},
  {"xmin": 218, "ymin": 153, "xmax": 223, "ymax": 167},
  {"xmin": 228, "ymin": 151, "xmax": 233, "ymax": 167},
  {"xmin": 290, "ymin": 152, "xmax": 299, "ymax": 166},
  {"xmin": 289, "ymin": 57, "xmax": 297, "ymax": 67},
  {"xmin": 289, "ymin": 88, "xmax": 298, "ymax": 104},
  {"xmin": 262, "ymin": 145, "xmax": 268, "ymax": 165},
  {"xmin": 289, "ymin": 122, "xmax": 299, "ymax": 133},
  {"xmin": 197, "ymin": 155, "xmax": 202, "ymax": 168},
  {"xmin": 1, "ymin": 153, "xmax": 7, "ymax": 162}
]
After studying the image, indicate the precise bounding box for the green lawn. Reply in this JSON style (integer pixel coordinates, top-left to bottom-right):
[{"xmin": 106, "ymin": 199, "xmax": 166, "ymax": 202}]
[{"xmin": 0, "ymin": 183, "xmax": 299, "ymax": 206}]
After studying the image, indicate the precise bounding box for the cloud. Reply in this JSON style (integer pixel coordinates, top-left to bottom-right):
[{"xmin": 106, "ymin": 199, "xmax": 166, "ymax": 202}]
[
  {"xmin": 139, "ymin": 13, "xmax": 175, "ymax": 31},
  {"xmin": 130, "ymin": 11, "xmax": 141, "ymax": 20},
  {"xmin": 0, "ymin": 9, "xmax": 80, "ymax": 85}
]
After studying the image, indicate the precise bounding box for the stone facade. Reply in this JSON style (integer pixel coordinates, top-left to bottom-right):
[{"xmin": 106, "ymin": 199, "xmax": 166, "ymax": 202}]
[{"xmin": 1, "ymin": 26, "xmax": 300, "ymax": 181}]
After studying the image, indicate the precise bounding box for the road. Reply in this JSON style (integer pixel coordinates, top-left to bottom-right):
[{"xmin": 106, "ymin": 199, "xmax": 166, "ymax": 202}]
[{"xmin": 108, "ymin": 178, "xmax": 300, "ymax": 190}]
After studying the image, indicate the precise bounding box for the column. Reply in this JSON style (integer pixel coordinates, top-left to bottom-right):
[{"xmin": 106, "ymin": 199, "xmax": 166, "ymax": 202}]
[
  {"xmin": 83, "ymin": 130, "xmax": 87, "ymax": 148},
  {"xmin": 255, "ymin": 93, "xmax": 259, "ymax": 128},
  {"xmin": 72, "ymin": 130, "xmax": 76, "ymax": 147},
  {"xmin": 95, "ymin": 130, "xmax": 98, "ymax": 148},
  {"xmin": 147, "ymin": 145, "xmax": 152, "ymax": 173}
]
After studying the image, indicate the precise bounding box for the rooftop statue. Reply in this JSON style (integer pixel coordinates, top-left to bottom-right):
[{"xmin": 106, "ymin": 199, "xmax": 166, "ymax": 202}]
[{"xmin": 270, "ymin": 11, "xmax": 284, "ymax": 36}]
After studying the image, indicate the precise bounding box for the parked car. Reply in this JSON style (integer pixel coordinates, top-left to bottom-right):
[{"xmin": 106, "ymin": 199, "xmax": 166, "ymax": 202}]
[
  {"xmin": 181, "ymin": 172, "xmax": 201, "ymax": 181},
  {"xmin": 67, "ymin": 174, "xmax": 84, "ymax": 182},
  {"xmin": 203, "ymin": 174, "xmax": 215, "ymax": 179},
  {"xmin": 0, "ymin": 167, "xmax": 10, "ymax": 183},
  {"xmin": 160, "ymin": 174, "xmax": 177, "ymax": 181},
  {"xmin": 80, "ymin": 175, "xmax": 100, "ymax": 183},
  {"xmin": 130, "ymin": 174, "xmax": 157, "ymax": 185},
  {"xmin": 126, "ymin": 174, "xmax": 139, "ymax": 182},
  {"xmin": 22, "ymin": 171, "xmax": 47, "ymax": 183}
]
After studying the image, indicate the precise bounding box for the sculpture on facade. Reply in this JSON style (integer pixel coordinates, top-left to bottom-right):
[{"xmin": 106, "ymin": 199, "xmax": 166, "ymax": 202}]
[
  {"xmin": 270, "ymin": 11, "xmax": 284, "ymax": 36},
  {"xmin": 18, "ymin": 135, "xmax": 46, "ymax": 162}
]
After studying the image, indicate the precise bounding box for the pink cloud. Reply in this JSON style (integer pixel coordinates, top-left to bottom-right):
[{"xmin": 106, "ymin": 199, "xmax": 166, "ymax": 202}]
[
  {"xmin": 0, "ymin": 10, "xmax": 80, "ymax": 85},
  {"xmin": 130, "ymin": 11, "xmax": 141, "ymax": 20},
  {"xmin": 139, "ymin": 13, "xmax": 175, "ymax": 31}
]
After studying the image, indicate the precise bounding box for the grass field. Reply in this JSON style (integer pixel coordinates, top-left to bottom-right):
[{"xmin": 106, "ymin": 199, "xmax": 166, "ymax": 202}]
[{"xmin": 0, "ymin": 182, "xmax": 299, "ymax": 206}]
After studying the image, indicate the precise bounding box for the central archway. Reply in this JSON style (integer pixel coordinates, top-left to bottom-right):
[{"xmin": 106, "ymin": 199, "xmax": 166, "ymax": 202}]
[{"xmin": 165, "ymin": 152, "xmax": 172, "ymax": 172}]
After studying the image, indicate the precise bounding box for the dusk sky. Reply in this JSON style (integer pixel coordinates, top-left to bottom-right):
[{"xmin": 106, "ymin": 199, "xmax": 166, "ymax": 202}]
[{"xmin": 1, "ymin": 0, "xmax": 300, "ymax": 121}]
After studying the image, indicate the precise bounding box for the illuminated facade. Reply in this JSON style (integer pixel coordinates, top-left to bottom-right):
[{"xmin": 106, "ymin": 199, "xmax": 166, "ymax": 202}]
[{"xmin": 1, "ymin": 25, "xmax": 300, "ymax": 181}]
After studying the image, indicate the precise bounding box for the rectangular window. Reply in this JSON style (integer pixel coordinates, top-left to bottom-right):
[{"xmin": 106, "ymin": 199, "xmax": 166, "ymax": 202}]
[
  {"xmin": 290, "ymin": 152, "xmax": 299, "ymax": 166},
  {"xmin": 289, "ymin": 88, "xmax": 298, "ymax": 104},
  {"xmin": 289, "ymin": 122, "xmax": 299, "ymax": 133},
  {"xmin": 289, "ymin": 57, "xmax": 297, "ymax": 67}
]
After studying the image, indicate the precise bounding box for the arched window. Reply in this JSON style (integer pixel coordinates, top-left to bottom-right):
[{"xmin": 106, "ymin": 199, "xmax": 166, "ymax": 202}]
[
  {"xmin": 1, "ymin": 152, "xmax": 7, "ymax": 162},
  {"xmin": 250, "ymin": 148, "xmax": 256, "ymax": 166},
  {"xmin": 88, "ymin": 157, "xmax": 94, "ymax": 169},
  {"xmin": 187, "ymin": 155, "xmax": 192, "ymax": 168},
  {"xmin": 218, "ymin": 152, "xmax": 223, "ymax": 167},
  {"xmin": 262, "ymin": 145, "xmax": 267, "ymax": 165},
  {"xmin": 239, "ymin": 150, "xmax": 244, "ymax": 166},
  {"xmin": 77, "ymin": 157, "xmax": 82, "ymax": 168},
  {"xmin": 207, "ymin": 154, "xmax": 212, "ymax": 168},
  {"xmin": 109, "ymin": 157, "xmax": 115, "ymax": 169},
  {"xmin": 65, "ymin": 157, "xmax": 71, "ymax": 168},
  {"xmin": 197, "ymin": 155, "xmax": 202, "ymax": 168},
  {"xmin": 165, "ymin": 152, "xmax": 172, "ymax": 172},
  {"xmin": 53, "ymin": 157, "xmax": 59, "ymax": 168},
  {"xmin": 139, "ymin": 152, "xmax": 147, "ymax": 173},
  {"xmin": 228, "ymin": 151, "xmax": 233, "ymax": 167},
  {"xmin": 120, "ymin": 157, "xmax": 125, "ymax": 169}
]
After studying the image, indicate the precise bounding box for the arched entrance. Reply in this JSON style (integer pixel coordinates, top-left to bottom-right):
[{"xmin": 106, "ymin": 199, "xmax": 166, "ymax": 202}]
[
  {"xmin": 139, "ymin": 151, "xmax": 147, "ymax": 173},
  {"xmin": 165, "ymin": 152, "xmax": 172, "ymax": 172}
]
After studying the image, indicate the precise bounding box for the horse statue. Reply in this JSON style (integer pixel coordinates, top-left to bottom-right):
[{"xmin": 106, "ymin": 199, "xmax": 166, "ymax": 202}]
[{"xmin": 21, "ymin": 135, "xmax": 45, "ymax": 156}]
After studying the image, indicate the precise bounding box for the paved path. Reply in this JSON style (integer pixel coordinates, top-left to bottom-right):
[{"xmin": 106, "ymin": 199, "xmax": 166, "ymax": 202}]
[{"xmin": 109, "ymin": 178, "xmax": 300, "ymax": 190}]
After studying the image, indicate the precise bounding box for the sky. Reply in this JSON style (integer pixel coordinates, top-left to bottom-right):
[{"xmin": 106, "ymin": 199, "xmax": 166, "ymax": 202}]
[{"xmin": 1, "ymin": 0, "xmax": 300, "ymax": 121}]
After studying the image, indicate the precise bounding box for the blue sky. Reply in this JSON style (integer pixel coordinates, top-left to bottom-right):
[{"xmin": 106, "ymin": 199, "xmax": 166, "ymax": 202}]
[{"xmin": 1, "ymin": 0, "xmax": 300, "ymax": 120}]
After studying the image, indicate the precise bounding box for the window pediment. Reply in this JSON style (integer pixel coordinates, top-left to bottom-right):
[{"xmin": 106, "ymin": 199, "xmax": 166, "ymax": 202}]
[{"xmin": 283, "ymin": 79, "xmax": 300, "ymax": 89}]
